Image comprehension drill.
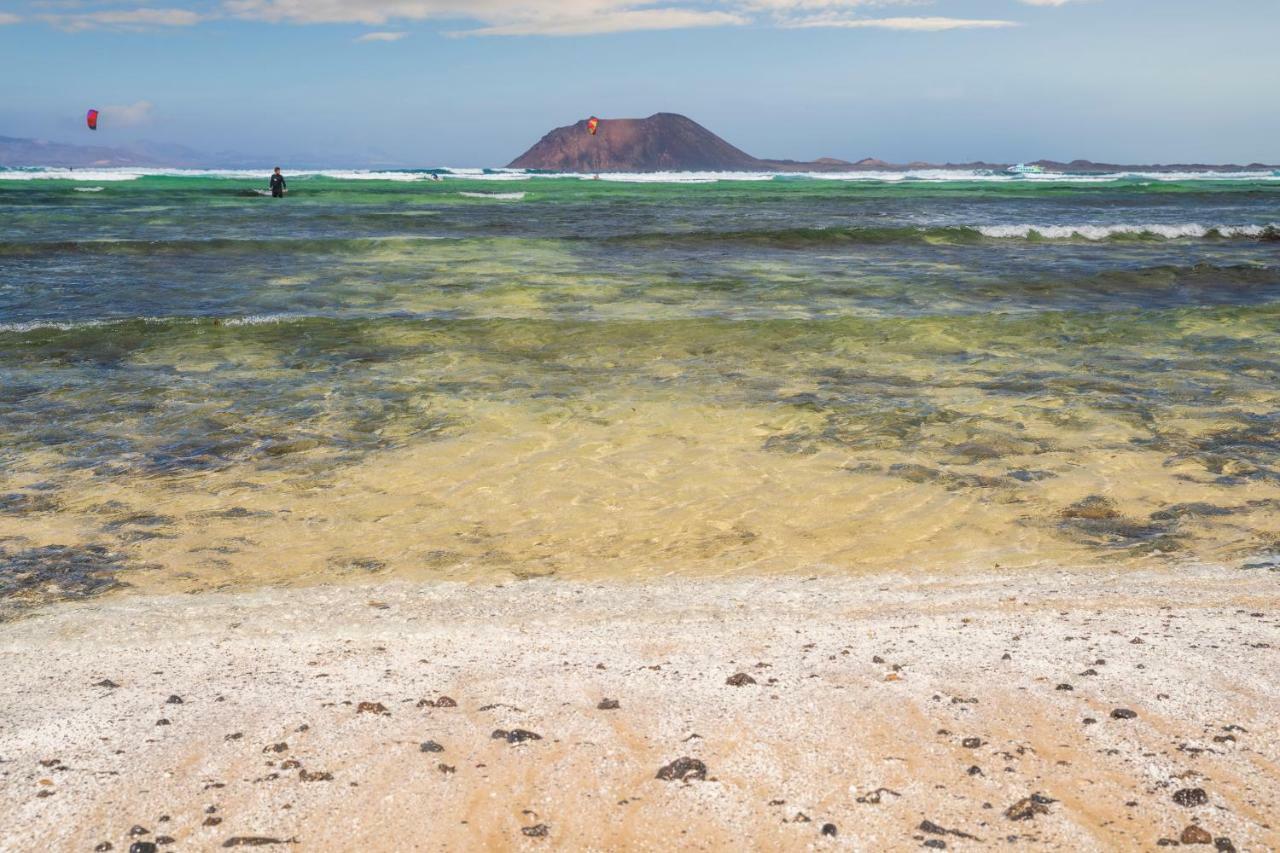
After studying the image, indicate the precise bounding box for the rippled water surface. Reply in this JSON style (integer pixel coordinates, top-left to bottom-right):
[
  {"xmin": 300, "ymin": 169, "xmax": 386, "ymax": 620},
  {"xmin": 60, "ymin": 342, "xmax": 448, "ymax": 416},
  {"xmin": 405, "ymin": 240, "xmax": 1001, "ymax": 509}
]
[{"xmin": 2, "ymin": 171, "xmax": 1279, "ymax": 611}]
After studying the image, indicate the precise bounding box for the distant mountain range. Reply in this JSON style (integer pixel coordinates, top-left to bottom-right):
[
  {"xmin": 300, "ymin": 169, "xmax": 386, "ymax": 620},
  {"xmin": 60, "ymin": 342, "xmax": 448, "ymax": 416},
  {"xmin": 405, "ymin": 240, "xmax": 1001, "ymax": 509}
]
[
  {"xmin": 0, "ymin": 136, "xmax": 387, "ymax": 170},
  {"xmin": 0, "ymin": 135, "xmax": 216, "ymax": 168},
  {"xmin": 3, "ymin": 120, "xmax": 1276, "ymax": 174},
  {"xmin": 508, "ymin": 113, "xmax": 1278, "ymax": 174}
]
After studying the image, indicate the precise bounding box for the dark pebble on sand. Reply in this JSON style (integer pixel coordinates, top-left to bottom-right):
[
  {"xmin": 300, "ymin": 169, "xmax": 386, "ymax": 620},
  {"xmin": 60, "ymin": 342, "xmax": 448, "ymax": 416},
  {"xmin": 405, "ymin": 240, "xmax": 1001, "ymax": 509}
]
[
  {"xmin": 1180, "ymin": 826, "xmax": 1212, "ymax": 845},
  {"xmin": 961, "ymin": 737, "xmax": 982, "ymax": 748},
  {"xmin": 155, "ymin": 719, "xmax": 170, "ymax": 726},
  {"xmin": 967, "ymin": 765, "xmax": 983, "ymax": 776},
  {"xmin": 923, "ymin": 841, "xmax": 946, "ymax": 850},
  {"xmin": 1111, "ymin": 709, "xmax": 1138, "ymax": 719},
  {"xmin": 299, "ymin": 769, "xmax": 333, "ymax": 781},
  {"xmin": 96, "ymin": 679, "xmax": 120, "ymax": 688},
  {"xmin": 204, "ymin": 817, "xmax": 223, "ymax": 827},
  {"xmin": 95, "ymin": 844, "xmax": 112, "ymax": 852},
  {"xmin": 1214, "ymin": 838, "xmax": 1236, "ymax": 852},
  {"xmin": 821, "ymin": 823, "xmax": 837, "ymax": 837},
  {"xmin": 129, "ymin": 827, "xmax": 149, "ymax": 837},
  {"xmin": 165, "ymin": 695, "xmax": 183, "ymax": 704},
  {"xmin": 263, "ymin": 743, "xmax": 288, "ymax": 754},
  {"xmin": 221, "ymin": 838, "xmax": 296, "ymax": 847},
  {"xmin": 521, "ymin": 824, "xmax": 549, "ymax": 838},
  {"xmin": 1173, "ymin": 788, "xmax": 1208, "ymax": 807},
  {"xmin": 656, "ymin": 757, "xmax": 707, "ymax": 782},
  {"xmin": 1083, "ymin": 718, "xmax": 1097, "ymax": 725},
  {"xmin": 356, "ymin": 701, "xmax": 389, "ymax": 715},
  {"xmin": 726, "ymin": 673, "xmax": 756, "ymax": 686},
  {"xmin": 129, "ymin": 844, "xmax": 157, "ymax": 853},
  {"xmin": 597, "ymin": 698, "xmax": 621, "ymax": 710},
  {"xmin": 1004, "ymin": 796, "xmax": 1052, "ymax": 821},
  {"xmin": 1055, "ymin": 683, "xmax": 1073, "ymax": 691},
  {"xmin": 492, "ymin": 729, "xmax": 542, "ymax": 744},
  {"xmin": 155, "ymin": 837, "xmax": 175, "ymax": 845},
  {"xmin": 438, "ymin": 763, "xmax": 455, "ymax": 774},
  {"xmin": 420, "ymin": 741, "xmax": 445, "ymax": 753}
]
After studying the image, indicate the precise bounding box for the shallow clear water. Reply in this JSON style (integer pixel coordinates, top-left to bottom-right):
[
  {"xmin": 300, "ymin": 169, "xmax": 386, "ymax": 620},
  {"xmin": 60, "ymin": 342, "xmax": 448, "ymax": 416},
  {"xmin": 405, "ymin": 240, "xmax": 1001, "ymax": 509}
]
[{"xmin": 2, "ymin": 171, "xmax": 1279, "ymax": 609}]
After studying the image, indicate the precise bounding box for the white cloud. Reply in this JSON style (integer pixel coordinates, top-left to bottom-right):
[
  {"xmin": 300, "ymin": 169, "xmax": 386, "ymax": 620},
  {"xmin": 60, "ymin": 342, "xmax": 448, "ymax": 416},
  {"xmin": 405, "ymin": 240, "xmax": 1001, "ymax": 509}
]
[
  {"xmin": 456, "ymin": 8, "xmax": 747, "ymax": 36},
  {"xmin": 100, "ymin": 100, "xmax": 155, "ymax": 126},
  {"xmin": 24, "ymin": 0, "xmax": 1031, "ymax": 36},
  {"xmin": 742, "ymin": 0, "xmax": 924, "ymax": 8},
  {"xmin": 785, "ymin": 15, "xmax": 1019, "ymax": 30},
  {"xmin": 223, "ymin": 0, "xmax": 748, "ymax": 36},
  {"xmin": 43, "ymin": 8, "xmax": 205, "ymax": 31},
  {"xmin": 0, "ymin": 13, "xmax": 22, "ymax": 25},
  {"xmin": 1018, "ymin": 0, "xmax": 1077, "ymax": 5}
]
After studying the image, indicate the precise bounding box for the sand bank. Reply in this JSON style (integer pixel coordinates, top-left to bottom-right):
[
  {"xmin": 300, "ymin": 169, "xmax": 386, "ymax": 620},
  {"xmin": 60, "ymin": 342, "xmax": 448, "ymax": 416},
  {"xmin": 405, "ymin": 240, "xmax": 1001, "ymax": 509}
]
[{"xmin": 1, "ymin": 565, "xmax": 1276, "ymax": 851}]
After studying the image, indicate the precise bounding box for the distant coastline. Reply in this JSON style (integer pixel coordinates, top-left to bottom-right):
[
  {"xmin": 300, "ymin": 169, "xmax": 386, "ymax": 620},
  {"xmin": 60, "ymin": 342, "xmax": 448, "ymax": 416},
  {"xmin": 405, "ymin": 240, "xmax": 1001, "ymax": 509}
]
[{"xmin": 3, "ymin": 121, "xmax": 1276, "ymax": 174}]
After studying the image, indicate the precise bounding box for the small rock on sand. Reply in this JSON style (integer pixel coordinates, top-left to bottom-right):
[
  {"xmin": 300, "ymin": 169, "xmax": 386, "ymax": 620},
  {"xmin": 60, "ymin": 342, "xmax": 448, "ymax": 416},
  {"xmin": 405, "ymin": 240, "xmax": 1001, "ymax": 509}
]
[
  {"xmin": 656, "ymin": 757, "xmax": 707, "ymax": 782},
  {"xmin": 725, "ymin": 673, "xmax": 756, "ymax": 686},
  {"xmin": 419, "ymin": 741, "xmax": 444, "ymax": 753},
  {"xmin": 491, "ymin": 729, "xmax": 542, "ymax": 744},
  {"xmin": 1180, "ymin": 825, "xmax": 1213, "ymax": 845},
  {"xmin": 356, "ymin": 702, "xmax": 389, "ymax": 716},
  {"xmin": 221, "ymin": 838, "xmax": 297, "ymax": 847},
  {"xmin": 1111, "ymin": 708, "xmax": 1138, "ymax": 720},
  {"xmin": 597, "ymin": 698, "xmax": 620, "ymax": 710},
  {"xmin": 1004, "ymin": 794, "xmax": 1053, "ymax": 821},
  {"xmin": 1173, "ymin": 788, "xmax": 1208, "ymax": 807},
  {"xmin": 521, "ymin": 824, "xmax": 549, "ymax": 838}
]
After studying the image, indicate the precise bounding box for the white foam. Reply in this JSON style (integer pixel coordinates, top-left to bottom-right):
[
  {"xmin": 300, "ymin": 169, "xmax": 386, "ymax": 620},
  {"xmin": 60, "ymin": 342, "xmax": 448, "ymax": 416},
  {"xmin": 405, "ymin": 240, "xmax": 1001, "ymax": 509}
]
[
  {"xmin": 0, "ymin": 316, "xmax": 203, "ymax": 333},
  {"xmin": 222, "ymin": 314, "xmax": 296, "ymax": 327},
  {"xmin": 2, "ymin": 166, "xmax": 1278, "ymax": 184},
  {"xmin": 73, "ymin": 186, "xmax": 105, "ymax": 193},
  {"xmin": 0, "ymin": 169, "xmax": 144, "ymax": 182},
  {"xmin": 457, "ymin": 191, "xmax": 526, "ymax": 200},
  {"xmin": 976, "ymin": 223, "xmax": 1275, "ymax": 240}
]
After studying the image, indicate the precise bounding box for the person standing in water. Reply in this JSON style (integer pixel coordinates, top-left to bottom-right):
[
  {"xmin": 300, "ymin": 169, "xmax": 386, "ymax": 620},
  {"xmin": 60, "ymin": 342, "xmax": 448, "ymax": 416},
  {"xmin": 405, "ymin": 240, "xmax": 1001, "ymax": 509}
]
[{"xmin": 269, "ymin": 167, "xmax": 287, "ymax": 198}]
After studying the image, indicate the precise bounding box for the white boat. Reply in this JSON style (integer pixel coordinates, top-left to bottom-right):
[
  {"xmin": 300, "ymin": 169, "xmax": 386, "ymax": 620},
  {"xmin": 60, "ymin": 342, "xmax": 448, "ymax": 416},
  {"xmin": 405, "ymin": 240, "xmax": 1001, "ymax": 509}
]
[{"xmin": 1007, "ymin": 163, "xmax": 1046, "ymax": 176}]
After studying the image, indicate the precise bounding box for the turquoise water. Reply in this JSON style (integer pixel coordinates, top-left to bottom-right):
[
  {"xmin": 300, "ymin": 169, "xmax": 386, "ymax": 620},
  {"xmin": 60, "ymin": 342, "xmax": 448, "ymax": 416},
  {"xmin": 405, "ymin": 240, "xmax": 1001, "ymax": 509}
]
[{"xmin": 2, "ymin": 170, "xmax": 1279, "ymax": 610}]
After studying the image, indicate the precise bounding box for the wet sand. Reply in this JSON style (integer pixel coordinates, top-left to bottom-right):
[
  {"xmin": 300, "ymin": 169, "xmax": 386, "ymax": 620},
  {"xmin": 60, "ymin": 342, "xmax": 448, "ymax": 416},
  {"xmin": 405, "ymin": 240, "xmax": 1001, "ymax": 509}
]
[{"xmin": 2, "ymin": 565, "xmax": 1277, "ymax": 851}]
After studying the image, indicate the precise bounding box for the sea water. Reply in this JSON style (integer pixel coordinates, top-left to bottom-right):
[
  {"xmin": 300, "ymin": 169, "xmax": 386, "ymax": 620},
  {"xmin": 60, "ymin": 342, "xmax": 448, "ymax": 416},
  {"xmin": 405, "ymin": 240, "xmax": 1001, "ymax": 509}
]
[{"xmin": 2, "ymin": 168, "xmax": 1278, "ymax": 610}]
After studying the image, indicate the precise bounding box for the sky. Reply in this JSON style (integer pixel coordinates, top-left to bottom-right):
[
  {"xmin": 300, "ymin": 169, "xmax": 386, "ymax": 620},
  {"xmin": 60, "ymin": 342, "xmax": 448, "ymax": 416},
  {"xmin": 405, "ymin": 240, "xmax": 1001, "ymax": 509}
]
[{"xmin": 0, "ymin": 0, "xmax": 1278, "ymax": 167}]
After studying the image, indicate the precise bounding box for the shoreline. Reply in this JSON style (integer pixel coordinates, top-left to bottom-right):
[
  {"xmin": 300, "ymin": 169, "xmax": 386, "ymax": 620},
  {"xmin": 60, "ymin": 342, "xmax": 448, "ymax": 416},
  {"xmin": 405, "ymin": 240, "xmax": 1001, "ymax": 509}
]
[{"xmin": 2, "ymin": 564, "xmax": 1276, "ymax": 850}]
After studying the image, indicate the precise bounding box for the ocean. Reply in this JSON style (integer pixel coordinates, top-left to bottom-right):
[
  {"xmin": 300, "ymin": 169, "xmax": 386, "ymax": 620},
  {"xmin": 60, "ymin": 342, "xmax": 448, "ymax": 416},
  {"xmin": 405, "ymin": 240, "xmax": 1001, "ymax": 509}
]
[{"xmin": 2, "ymin": 167, "xmax": 1278, "ymax": 610}]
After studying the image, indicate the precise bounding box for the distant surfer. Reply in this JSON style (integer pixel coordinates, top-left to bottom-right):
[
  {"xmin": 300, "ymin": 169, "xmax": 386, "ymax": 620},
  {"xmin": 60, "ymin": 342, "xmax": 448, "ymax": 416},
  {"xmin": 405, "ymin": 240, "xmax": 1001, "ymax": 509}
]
[{"xmin": 270, "ymin": 167, "xmax": 287, "ymax": 198}]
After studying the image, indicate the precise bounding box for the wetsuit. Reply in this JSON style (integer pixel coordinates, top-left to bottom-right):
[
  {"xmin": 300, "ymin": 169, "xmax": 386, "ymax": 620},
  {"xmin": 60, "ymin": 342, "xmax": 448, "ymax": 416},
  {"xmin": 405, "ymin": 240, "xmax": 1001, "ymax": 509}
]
[{"xmin": 270, "ymin": 173, "xmax": 286, "ymax": 198}]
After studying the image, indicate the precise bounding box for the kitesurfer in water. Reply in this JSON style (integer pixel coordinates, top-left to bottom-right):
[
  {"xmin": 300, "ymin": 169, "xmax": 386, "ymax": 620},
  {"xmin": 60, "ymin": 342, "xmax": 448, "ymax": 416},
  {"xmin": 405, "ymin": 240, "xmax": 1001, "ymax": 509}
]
[{"xmin": 270, "ymin": 167, "xmax": 287, "ymax": 198}]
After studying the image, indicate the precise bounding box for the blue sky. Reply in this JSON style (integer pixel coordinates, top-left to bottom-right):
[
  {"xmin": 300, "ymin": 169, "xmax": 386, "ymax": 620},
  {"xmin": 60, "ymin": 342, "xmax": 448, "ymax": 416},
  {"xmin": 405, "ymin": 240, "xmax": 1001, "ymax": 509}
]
[{"xmin": 1, "ymin": 0, "xmax": 1277, "ymax": 166}]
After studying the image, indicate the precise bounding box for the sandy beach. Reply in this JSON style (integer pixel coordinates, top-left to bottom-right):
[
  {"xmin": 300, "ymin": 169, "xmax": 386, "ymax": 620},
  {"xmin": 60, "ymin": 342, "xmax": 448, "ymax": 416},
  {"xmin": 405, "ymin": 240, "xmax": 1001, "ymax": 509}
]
[{"xmin": 2, "ymin": 564, "xmax": 1275, "ymax": 851}]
